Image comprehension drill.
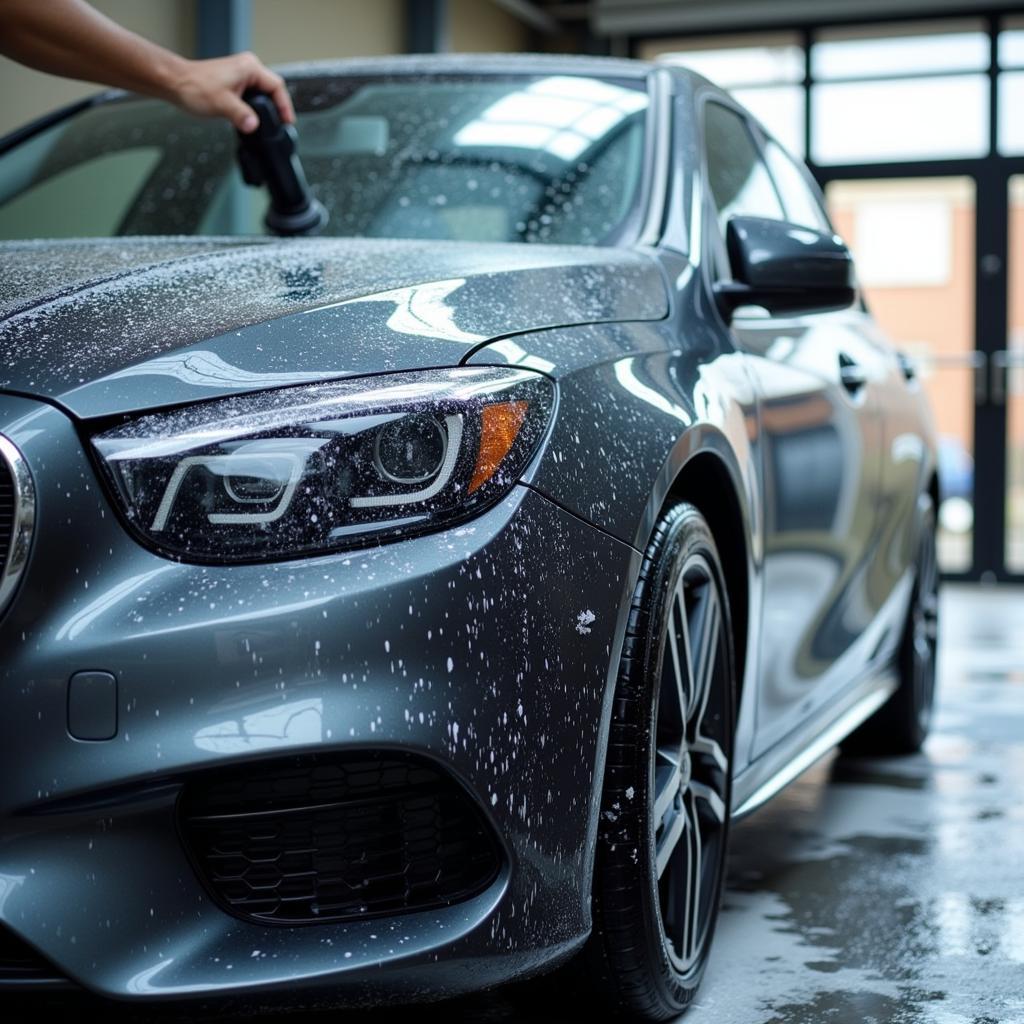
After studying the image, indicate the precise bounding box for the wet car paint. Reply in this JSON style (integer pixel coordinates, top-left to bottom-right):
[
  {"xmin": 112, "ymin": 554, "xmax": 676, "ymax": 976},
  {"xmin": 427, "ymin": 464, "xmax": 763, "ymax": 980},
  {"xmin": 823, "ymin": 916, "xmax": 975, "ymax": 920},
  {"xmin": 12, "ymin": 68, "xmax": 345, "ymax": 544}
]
[
  {"xmin": 0, "ymin": 55, "xmax": 939, "ymax": 1011},
  {"xmin": 11, "ymin": 585, "xmax": 1020, "ymax": 1022},
  {"xmin": 0, "ymin": 393, "xmax": 641, "ymax": 999},
  {"xmin": 0, "ymin": 238, "xmax": 667, "ymax": 417}
]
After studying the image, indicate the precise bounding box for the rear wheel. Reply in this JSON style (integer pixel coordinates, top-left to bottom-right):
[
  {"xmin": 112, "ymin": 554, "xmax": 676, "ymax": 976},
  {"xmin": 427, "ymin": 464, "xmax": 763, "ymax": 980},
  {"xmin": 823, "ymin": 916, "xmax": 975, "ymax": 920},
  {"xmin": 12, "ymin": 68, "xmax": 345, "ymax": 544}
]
[
  {"xmin": 841, "ymin": 494, "xmax": 939, "ymax": 756},
  {"xmin": 582, "ymin": 503, "xmax": 736, "ymax": 1021}
]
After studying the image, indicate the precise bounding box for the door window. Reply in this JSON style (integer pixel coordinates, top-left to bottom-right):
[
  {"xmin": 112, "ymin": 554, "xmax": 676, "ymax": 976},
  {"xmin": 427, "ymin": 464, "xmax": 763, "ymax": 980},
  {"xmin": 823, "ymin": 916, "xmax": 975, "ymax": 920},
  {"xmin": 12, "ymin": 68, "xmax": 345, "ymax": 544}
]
[
  {"xmin": 763, "ymin": 140, "xmax": 830, "ymax": 232},
  {"xmin": 703, "ymin": 102, "xmax": 784, "ymax": 233}
]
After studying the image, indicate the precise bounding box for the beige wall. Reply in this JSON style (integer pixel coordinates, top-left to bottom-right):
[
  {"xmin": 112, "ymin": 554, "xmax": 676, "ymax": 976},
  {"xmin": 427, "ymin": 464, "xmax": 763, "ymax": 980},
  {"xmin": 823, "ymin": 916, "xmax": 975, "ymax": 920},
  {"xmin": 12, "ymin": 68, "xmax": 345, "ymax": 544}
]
[
  {"xmin": 251, "ymin": 0, "xmax": 526, "ymax": 65},
  {"xmin": 449, "ymin": 0, "xmax": 529, "ymax": 53},
  {"xmin": 0, "ymin": 1, "xmax": 535, "ymax": 137},
  {"xmin": 0, "ymin": 1, "xmax": 195, "ymax": 136},
  {"xmin": 251, "ymin": 0, "xmax": 403, "ymax": 65}
]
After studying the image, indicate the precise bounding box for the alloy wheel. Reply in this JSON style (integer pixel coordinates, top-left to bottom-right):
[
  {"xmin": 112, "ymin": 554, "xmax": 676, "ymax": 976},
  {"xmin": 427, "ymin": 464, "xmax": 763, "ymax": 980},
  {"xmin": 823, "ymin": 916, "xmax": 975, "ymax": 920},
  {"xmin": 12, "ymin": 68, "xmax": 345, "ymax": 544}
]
[{"xmin": 652, "ymin": 552, "xmax": 731, "ymax": 975}]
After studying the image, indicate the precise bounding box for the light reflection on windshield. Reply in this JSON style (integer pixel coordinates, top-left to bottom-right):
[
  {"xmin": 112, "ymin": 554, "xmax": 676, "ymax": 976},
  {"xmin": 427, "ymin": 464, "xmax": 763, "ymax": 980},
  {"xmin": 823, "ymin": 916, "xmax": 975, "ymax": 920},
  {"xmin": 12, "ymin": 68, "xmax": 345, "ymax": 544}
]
[{"xmin": 454, "ymin": 76, "xmax": 648, "ymax": 161}]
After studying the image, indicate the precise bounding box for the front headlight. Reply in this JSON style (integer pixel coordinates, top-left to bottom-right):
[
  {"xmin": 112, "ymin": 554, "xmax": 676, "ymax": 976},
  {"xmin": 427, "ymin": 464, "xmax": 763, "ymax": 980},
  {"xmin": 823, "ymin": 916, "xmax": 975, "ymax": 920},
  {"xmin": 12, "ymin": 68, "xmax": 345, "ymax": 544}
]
[{"xmin": 93, "ymin": 367, "xmax": 555, "ymax": 562}]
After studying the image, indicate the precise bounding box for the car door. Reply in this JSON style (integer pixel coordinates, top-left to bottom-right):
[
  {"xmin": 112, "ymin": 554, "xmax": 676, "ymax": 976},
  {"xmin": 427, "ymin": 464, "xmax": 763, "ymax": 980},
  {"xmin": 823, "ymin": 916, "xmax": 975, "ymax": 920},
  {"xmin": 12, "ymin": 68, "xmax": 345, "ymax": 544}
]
[{"xmin": 700, "ymin": 99, "xmax": 887, "ymax": 757}]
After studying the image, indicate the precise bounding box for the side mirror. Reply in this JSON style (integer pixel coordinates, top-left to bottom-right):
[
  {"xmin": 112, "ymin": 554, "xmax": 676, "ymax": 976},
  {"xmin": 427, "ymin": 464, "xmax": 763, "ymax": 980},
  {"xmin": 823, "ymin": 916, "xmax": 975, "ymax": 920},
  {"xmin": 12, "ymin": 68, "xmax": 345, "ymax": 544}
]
[{"xmin": 714, "ymin": 216, "xmax": 856, "ymax": 319}]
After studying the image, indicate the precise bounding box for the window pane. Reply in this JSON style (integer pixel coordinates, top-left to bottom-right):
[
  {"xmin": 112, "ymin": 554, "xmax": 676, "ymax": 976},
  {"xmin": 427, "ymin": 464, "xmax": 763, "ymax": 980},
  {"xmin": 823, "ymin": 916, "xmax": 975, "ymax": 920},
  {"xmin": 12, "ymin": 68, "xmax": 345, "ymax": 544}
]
[
  {"xmin": 731, "ymin": 85, "xmax": 805, "ymax": 156},
  {"xmin": 999, "ymin": 17, "xmax": 1024, "ymax": 68},
  {"xmin": 638, "ymin": 32, "xmax": 803, "ymax": 88},
  {"xmin": 999, "ymin": 73, "xmax": 1024, "ymax": 155},
  {"xmin": 704, "ymin": 102, "xmax": 783, "ymax": 232},
  {"xmin": 764, "ymin": 142, "xmax": 828, "ymax": 231},
  {"xmin": 812, "ymin": 75, "xmax": 988, "ymax": 164},
  {"xmin": 812, "ymin": 21, "xmax": 988, "ymax": 79},
  {"xmin": 0, "ymin": 137, "xmax": 163, "ymax": 239}
]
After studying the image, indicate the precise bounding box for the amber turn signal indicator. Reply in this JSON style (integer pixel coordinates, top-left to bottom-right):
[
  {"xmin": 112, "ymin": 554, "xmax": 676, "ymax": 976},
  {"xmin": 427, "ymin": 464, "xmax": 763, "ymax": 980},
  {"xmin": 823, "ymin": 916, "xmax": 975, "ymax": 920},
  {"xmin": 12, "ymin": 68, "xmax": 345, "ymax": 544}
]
[{"xmin": 468, "ymin": 401, "xmax": 529, "ymax": 494}]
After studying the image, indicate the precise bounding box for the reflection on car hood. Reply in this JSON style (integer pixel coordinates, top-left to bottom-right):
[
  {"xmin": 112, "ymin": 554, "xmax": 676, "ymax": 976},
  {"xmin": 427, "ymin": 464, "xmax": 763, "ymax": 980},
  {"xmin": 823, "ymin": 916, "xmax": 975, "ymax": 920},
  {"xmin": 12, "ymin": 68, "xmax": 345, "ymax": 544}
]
[{"xmin": 0, "ymin": 236, "xmax": 668, "ymax": 418}]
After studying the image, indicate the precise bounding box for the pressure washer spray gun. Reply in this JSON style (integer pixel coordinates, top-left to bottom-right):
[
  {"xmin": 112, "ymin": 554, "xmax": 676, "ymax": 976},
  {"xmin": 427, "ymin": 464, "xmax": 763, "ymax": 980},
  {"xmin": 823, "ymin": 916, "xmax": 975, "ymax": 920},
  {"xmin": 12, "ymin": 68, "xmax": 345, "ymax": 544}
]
[{"xmin": 236, "ymin": 88, "xmax": 328, "ymax": 236}]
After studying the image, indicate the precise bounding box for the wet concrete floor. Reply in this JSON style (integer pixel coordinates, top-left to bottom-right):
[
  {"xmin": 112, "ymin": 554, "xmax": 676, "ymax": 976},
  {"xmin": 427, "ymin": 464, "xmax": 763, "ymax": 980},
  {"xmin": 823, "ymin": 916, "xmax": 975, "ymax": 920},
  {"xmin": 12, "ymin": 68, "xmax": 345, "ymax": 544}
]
[
  {"xmin": 679, "ymin": 582, "xmax": 1024, "ymax": 1023},
  {"xmin": 19, "ymin": 584, "xmax": 1024, "ymax": 1023}
]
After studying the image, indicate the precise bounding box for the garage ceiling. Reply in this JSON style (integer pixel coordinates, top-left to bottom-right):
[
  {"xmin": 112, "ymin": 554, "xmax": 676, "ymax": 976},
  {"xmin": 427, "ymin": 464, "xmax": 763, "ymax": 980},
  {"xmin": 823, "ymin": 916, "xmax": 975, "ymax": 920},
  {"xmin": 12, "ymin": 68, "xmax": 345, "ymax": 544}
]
[{"xmin": 590, "ymin": 0, "xmax": 1024, "ymax": 35}]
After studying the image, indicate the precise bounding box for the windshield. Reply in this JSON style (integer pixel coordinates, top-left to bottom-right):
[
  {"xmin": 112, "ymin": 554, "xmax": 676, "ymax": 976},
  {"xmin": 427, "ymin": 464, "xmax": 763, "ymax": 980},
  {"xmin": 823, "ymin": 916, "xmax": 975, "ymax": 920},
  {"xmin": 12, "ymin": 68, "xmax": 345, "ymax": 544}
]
[{"xmin": 0, "ymin": 73, "xmax": 650, "ymax": 245}]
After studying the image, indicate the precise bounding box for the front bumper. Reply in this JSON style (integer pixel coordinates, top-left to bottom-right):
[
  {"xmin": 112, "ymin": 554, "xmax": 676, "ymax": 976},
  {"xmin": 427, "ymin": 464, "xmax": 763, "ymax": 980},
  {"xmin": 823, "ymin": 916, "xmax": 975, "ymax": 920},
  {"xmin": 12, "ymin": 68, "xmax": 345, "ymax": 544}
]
[{"xmin": 0, "ymin": 394, "xmax": 639, "ymax": 1005}]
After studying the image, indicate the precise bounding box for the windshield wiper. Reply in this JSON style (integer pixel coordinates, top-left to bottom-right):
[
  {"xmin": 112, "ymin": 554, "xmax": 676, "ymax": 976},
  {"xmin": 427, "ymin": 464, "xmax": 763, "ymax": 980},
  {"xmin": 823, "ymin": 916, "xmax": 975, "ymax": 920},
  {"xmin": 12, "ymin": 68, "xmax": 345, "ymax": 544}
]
[{"xmin": 236, "ymin": 89, "xmax": 328, "ymax": 237}]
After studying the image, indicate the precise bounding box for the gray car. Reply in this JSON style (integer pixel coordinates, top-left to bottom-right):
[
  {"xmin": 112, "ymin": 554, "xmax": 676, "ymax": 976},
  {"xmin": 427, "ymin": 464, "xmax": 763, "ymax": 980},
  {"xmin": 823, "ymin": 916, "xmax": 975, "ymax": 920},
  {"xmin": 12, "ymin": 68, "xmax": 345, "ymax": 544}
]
[{"xmin": 0, "ymin": 55, "xmax": 938, "ymax": 1020}]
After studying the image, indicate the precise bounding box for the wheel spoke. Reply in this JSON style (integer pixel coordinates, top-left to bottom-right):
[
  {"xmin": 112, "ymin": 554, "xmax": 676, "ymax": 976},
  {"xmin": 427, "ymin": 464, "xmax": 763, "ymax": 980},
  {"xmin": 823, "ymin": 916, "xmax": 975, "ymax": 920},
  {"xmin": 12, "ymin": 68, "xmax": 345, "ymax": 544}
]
[
  {"xmin": 653, "ymin": 750, "xmax": 682, "ymax": 827},
  {"xmin": 687, "ymin": 578, "xmax": 720, "ymax": 727},
  {"xmin": 664, "ymin": 581, "xmax": 693, "ymax": 731},
  {"xmin": 663, "ymin": 831, "xmax": 688, "ymax": 951},
  {"xmin": 656, "ymin": 799, "xmax": 687, "ymax": 878},
  {"xmin": 680, "ymin": 791, "xmax": 703, "ymax": 963},
  {"xmin": 690, "ymin": 735, "xmax": 729, "ymax": 779},
  {"xmin": 690, "ymin": 779, "xmax": 727, "ymax": 826}
]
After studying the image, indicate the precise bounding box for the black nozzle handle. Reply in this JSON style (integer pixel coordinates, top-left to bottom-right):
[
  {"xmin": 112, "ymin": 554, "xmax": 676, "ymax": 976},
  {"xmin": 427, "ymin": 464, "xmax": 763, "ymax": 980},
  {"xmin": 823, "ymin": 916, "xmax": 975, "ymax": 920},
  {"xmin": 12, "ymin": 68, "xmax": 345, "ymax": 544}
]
[{"xmin": 236, "ymin": 89, "xmax": 327, "ymax": 236}]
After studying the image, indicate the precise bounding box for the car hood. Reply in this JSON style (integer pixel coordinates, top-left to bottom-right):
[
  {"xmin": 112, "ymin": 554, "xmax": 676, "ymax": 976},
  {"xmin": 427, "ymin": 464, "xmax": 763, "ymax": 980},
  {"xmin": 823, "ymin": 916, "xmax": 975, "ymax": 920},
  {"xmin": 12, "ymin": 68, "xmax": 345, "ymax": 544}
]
[{"xmin": 0, "ymin": 237, "xmax": 668, "ymax": 418}]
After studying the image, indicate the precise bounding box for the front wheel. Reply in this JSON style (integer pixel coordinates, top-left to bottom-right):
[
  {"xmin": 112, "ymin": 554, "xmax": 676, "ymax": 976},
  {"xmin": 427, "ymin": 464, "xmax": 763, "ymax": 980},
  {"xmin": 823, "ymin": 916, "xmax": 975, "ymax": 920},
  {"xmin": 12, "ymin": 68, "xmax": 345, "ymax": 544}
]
[{"xmin": 582, "ymin": 503, "xmax": 736, "ymax": 1021}]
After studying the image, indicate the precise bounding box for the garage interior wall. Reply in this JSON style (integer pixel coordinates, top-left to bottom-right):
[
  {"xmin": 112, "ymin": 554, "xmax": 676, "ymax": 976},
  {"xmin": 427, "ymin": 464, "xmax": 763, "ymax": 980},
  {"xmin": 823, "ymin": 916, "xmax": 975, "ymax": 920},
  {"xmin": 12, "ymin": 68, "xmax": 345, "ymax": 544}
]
[
  {"xmin": 448, "ymin": 0, "xmax": 530, "ymax": 54},
  {"xmin": 250, "ymin": 0, "xmax": 403, "ymax": 66},
  {"xmin": 251, "ymin": 0, "xmax": 527, "ymax": 66},
  {"xmin": 0, "ymin": 0, "xmax": 535, "ymax": 138}
]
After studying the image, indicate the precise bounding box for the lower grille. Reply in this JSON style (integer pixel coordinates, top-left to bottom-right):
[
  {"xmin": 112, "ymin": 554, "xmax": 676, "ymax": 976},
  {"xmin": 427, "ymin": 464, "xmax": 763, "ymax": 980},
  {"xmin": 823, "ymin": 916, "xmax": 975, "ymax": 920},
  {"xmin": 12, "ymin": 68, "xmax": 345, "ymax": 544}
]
[
  {"xmin": 0, "ymin": 924, "xmax": 67, "ymax": 986},
  {"xmin": 179, "ymin": 752, "xmax": 502, "ymax": 926}
]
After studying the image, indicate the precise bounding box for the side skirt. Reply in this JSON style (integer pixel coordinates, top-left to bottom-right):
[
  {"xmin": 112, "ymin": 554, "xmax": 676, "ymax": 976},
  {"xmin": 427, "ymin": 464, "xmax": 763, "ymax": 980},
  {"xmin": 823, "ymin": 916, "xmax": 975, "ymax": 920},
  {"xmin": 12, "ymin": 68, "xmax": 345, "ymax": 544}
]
[{"xmin": 731, "ymin": 666, "xmax": 899, "ymax": 820}]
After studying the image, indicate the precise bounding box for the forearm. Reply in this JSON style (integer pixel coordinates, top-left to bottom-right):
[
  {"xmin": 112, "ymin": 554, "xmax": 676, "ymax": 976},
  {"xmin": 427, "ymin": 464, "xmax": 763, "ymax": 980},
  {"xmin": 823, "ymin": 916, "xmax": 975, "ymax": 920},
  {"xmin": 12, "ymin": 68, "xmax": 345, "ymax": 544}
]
[
  {"xmin": 0, "ymin": 0, "xmax": 293, "ymax": 131},
  {"xmin": 0, "ymin": 0, "xmax": 189, "ymax": 101}
]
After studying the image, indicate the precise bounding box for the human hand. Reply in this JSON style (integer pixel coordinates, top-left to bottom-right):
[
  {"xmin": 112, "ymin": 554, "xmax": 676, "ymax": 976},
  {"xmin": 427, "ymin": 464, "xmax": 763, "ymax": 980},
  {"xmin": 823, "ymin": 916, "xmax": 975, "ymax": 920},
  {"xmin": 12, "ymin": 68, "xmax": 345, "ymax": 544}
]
[{"xmin": 169, "ymin": 51, "xmax": 294, "ymax": 132}]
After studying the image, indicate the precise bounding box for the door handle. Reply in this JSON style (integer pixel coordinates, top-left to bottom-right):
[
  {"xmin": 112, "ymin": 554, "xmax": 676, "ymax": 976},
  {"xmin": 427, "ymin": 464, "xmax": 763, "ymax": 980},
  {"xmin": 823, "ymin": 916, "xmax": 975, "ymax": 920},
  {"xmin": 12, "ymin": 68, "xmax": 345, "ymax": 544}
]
[
  {"xmin": 839, "ymin": 352, "xmax": 867, "ymax": 393},
  {"xmin": 991, "ymin": 350, "xmax": 1024, "ymax": 405}
]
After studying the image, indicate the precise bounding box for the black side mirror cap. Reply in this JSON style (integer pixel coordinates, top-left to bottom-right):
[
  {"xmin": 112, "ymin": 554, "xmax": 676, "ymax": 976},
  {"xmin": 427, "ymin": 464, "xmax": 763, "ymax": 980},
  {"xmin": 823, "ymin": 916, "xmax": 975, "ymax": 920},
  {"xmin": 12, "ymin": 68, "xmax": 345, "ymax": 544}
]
[{"xmin": 715, "ymin": 216, "xmax": 856, "ymax": 320}]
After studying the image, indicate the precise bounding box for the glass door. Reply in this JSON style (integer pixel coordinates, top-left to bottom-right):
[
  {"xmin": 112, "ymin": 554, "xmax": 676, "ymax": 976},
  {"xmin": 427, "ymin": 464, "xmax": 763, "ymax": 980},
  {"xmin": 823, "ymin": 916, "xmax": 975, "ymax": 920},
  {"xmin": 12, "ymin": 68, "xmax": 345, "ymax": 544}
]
[
  {"xmin": 825, "ymin": 177, "xmax": 979, "ymax": 576},
  {"xmin": 1002, "ymin": 174, "xmax": 1024, "ymax": 572}
]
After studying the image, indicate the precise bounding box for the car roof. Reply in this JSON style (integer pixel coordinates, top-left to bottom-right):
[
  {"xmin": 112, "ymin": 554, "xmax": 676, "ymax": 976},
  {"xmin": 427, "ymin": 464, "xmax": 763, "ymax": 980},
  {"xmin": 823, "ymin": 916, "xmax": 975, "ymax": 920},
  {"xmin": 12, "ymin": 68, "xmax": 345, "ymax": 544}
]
[
  {"xmin": 274, "ymin": 51, "xmax": 664, "ymax": 82},
  {"xmin": 272, "ymin": 53, "xmax": 724, "ymax": 110}
]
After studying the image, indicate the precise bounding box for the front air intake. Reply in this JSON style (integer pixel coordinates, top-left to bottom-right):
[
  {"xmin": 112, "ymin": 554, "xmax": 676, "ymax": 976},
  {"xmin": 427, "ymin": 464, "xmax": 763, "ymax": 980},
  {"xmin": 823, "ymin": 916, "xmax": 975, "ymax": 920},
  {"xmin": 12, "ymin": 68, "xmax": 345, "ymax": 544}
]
[
  {"xmin": 179, "ymin": 752, "xmax": 501, "ymax": 926},
  {"xmin": 0, "ymin": 924, "xmax": 69, "ymax": 987}
]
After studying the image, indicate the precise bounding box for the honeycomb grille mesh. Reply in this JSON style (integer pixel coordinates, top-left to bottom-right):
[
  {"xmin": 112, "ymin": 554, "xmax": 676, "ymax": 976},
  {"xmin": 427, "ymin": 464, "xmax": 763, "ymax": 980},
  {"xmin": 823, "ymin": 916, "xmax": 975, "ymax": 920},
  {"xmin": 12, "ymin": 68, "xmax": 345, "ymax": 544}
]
[
  {"xmin": 179, "ymin": 753, "xmax": 501, "ymax": 925},
  {"xmin": 0, "ymin": 924, "xmax": 64, "ymax": 983}
]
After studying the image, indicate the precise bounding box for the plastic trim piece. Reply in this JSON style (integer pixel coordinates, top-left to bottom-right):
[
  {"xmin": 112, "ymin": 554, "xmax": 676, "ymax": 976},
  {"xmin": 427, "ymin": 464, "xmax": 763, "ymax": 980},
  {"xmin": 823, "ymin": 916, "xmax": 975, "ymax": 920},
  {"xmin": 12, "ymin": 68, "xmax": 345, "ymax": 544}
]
[
  {"xmin": 732, "ymin": 671, "xmax": 897, "ymax": 819},
  {"xmin": 637, "ymin": 67, "xmax": 673, "ymax": 248}
]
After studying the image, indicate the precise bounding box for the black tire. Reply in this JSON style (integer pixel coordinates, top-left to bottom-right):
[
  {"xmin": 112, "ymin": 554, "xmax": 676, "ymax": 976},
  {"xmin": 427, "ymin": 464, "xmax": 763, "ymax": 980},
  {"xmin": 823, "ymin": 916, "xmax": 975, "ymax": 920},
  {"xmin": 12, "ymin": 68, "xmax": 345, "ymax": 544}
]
[
  {"xmin": 841, "ymin": 493, "xmax": 939, "ymax": 756},
  {"xmin": 581, "ymin": 502, "xmax": 736, "ymax": 1021}
]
